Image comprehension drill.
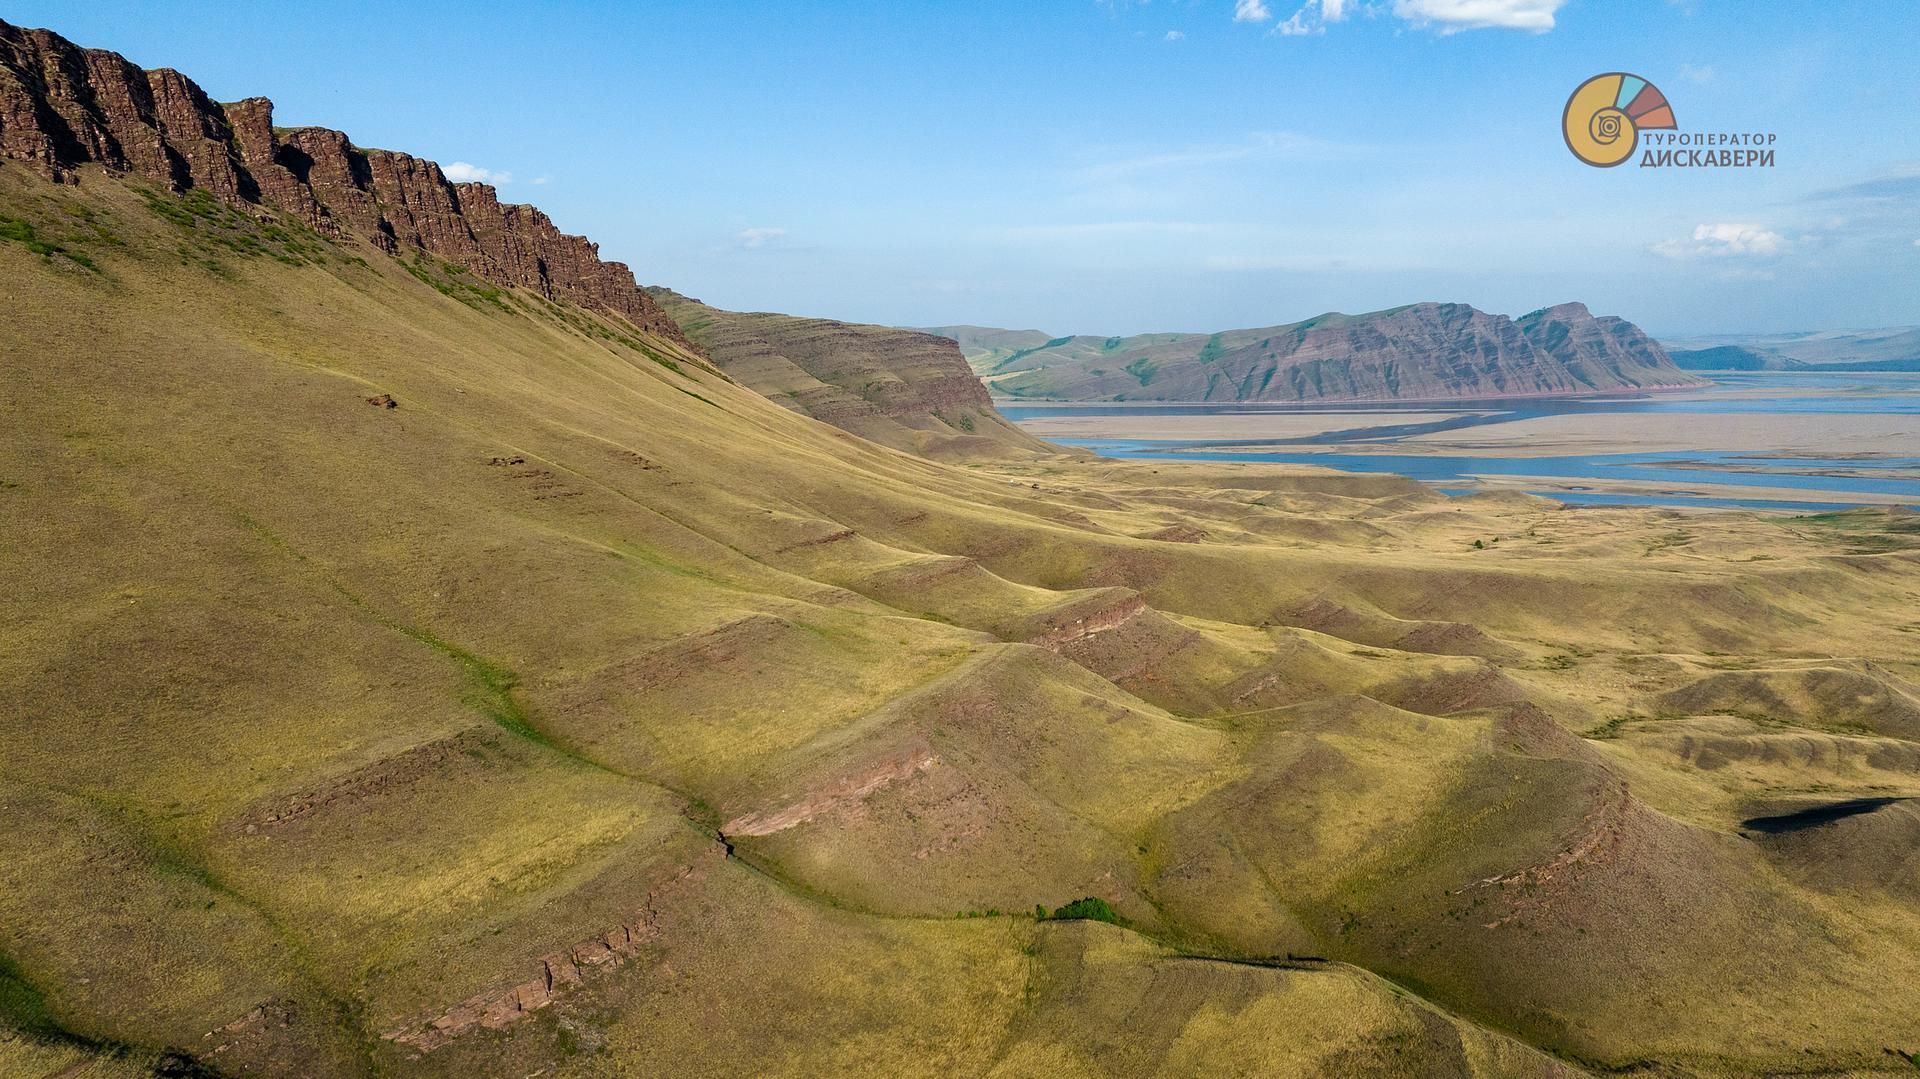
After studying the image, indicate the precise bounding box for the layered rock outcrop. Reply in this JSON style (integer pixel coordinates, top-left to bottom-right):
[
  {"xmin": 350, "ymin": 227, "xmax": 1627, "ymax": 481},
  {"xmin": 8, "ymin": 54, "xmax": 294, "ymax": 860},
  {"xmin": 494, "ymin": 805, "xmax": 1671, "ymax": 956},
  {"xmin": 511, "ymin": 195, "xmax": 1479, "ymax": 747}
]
[
  {"xmin": 648, "ymin": 288, "xmax": 1055, "ymax": 456},
  {"xmin": 987, "ymin": 301, "xmax": 1707, "ymax": 403},
  {"xmin": 0, "ymin": 18, "xmax": 683, "ymax": 341},
  {"xmin": 1515, "ymin": 301, "xmax": 1702, "ymax": 392}
]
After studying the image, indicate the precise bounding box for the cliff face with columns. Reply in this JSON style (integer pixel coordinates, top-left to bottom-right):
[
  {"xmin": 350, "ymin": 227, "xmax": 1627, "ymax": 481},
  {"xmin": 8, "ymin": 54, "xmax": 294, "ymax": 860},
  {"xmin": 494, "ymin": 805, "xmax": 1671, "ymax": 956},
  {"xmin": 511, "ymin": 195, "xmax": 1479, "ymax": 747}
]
[{"xmin": 0, "ymin": 18, "xmax": 685, "ymax": 342}]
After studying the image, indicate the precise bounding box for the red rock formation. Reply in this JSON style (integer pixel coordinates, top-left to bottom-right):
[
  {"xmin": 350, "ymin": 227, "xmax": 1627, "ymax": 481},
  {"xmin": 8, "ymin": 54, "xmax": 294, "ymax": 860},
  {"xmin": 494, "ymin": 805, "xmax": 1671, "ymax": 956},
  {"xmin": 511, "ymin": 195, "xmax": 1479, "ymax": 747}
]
[
  {"xmin": 989, "ymin": 300, "xmax": 1709, "ymax": 403},
  {"xmin": 0, "ymin": 18, "xmax": 686, "ymax": 343}
]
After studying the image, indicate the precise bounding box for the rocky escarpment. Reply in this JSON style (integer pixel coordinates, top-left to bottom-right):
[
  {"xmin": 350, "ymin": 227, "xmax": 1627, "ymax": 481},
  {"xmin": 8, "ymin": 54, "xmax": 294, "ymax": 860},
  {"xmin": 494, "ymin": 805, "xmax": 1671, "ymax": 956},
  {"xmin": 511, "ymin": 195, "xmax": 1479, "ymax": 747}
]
[
  {"xmin": 1515, "ymin": 302, "xmax": 1704, "ymax": 391},
  {"xmin": 0, "ymin": 18, "xmax": 683, "ymax": 341},
  {"xmin": 649, "ymin": 288, "xmax": 1054, "ymax": 457},
  {"xmin": 985, "ymin": 301, "xmax": 1708, "ymax": 403}
]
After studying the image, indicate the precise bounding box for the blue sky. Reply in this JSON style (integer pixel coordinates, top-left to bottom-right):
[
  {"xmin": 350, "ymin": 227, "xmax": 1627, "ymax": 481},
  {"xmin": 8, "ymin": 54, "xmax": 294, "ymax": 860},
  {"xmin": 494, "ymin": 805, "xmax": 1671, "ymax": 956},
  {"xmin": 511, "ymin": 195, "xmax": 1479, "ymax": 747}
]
[{"xmin": 7, "ymin": 0, "xmax": 1917, "ymax": 335}]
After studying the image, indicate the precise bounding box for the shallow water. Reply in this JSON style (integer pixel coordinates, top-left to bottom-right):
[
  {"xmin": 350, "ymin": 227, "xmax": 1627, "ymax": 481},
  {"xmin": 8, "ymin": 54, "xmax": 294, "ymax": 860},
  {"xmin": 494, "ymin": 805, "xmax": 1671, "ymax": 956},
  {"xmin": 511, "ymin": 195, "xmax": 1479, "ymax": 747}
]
[{"xmin": 1004, "ymin": 373, "xmax": 1920, "ymax": 511}]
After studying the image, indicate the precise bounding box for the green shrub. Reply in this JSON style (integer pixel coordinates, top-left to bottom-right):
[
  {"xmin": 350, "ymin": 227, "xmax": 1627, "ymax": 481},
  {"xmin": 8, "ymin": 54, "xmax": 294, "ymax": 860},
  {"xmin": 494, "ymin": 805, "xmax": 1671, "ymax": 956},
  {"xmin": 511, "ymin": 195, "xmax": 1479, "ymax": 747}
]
[{"xmin": 1042, "ymin": 897, "xmax": 1122, "ymax": 924}]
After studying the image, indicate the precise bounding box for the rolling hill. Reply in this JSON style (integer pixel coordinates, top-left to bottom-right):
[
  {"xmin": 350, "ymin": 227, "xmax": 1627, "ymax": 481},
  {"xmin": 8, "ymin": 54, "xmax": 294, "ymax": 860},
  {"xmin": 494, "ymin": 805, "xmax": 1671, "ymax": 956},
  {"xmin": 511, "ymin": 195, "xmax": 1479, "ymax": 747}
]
[
  {"xmin": 916, "ymin": 325, "xmax": 1056, "ymax": 375},
  {"xmin": 5, "ymin": 17, "xmax": 1920, "ymax": 1079}
]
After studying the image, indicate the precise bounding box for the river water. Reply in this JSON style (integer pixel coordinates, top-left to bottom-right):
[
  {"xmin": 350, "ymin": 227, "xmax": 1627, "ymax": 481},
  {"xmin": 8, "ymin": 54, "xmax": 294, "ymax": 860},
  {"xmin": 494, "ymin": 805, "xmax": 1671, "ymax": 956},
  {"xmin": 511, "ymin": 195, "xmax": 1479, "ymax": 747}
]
[{"xmin": 1001, "ymin": 373, "xmax": 1920, "ymax": 511}]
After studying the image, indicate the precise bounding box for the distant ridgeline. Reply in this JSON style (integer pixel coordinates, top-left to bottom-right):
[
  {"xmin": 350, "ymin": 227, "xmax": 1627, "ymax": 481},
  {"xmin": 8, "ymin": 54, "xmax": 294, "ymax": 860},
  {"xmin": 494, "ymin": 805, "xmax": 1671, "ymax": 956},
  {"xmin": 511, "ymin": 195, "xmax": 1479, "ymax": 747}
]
[
  {"xmin": 933, "ymin": 302, "xmax": 1710, "ymax": 403},
  {"xmin": 1663, "ymin": 327, "xmax": 1920, "ymax": 373},
  {"xmin": 0, "ymin": 18, "xmax": 685, "ymax": 344}
]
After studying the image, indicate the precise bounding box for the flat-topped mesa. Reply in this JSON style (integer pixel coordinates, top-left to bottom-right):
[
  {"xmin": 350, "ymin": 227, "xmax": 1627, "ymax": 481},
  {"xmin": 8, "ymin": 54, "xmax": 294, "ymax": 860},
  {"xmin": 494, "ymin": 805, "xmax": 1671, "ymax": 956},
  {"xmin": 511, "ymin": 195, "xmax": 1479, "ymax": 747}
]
[{"xmin": 0, "ymin": 18, "xmax": 684, "ymax": 343}]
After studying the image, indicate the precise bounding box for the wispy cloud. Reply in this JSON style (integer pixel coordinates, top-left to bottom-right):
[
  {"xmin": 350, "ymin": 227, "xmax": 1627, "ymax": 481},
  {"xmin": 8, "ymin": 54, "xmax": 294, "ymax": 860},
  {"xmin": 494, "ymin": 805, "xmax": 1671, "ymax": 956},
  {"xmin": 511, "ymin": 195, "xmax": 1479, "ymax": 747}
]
[
  {"xmin": 442, "ymin": 161, "xmax": 511, "ymax": 184},
  {"xmin": 1390, "ymin": 0, "xmax": 1566, "ymax": 32},
  {"xmin": 1653, "ymin": 223, "xmax": 1787, "ymax": 259},
  {"xmin": 1205, "ymin": 253, "xmax": 1357, "ymax": 271},
  {"xmin": 1798, "ymin": 168, "xmax": 1920, "ymax": 206},
  {"xmin": 1077, "ymin": 130, "xmax": 1348, "ymax": 182},
  {"xmin": 736, "ymin": 227, "xmax": 788, "ymax": 249},
  {"xmin": 1254, "ymin": 0, "xmax": 1565, "ymax": 36},
  {"xmin": 1676, "ymin": 63, "xmax": 1715, "ymax": 84},
  {"xmin": 1275, "ymin": 0, "xmax": 1349, "ymax": 35},
  {"xmin": 1277, "ymin": 9, "xmax": 1316, "ymax": 34},
  {"xmin": 1165, "ymin": 29, "xmax": 1186, "ymax": 40},
  {"xmin": 1784, "ymin": 167, "xmax": 1920, "ymax": 251}
]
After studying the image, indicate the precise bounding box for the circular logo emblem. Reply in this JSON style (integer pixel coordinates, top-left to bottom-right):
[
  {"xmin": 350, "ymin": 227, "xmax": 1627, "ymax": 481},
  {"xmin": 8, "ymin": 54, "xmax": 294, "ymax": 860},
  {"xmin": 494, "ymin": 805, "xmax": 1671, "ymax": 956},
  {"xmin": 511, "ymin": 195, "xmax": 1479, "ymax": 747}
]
[{"xmin": 1563, "ymin": 73, "xmax": 1677, "ymax": 167}]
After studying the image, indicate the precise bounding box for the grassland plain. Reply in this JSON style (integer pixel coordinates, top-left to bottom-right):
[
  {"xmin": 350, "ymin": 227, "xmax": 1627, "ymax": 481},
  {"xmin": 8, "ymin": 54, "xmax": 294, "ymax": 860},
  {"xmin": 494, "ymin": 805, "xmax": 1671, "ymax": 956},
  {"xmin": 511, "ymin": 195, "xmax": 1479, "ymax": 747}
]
[{"xmin": 3, "ymin": 162, "xmax": 1920, "ymax": 1079}]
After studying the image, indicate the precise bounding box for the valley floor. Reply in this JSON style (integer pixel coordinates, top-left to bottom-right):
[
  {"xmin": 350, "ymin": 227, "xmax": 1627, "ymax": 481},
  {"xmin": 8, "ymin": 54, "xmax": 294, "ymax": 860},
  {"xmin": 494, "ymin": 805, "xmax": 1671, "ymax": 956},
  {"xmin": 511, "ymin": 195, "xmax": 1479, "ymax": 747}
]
[{"xmin": 1006, "ymin": 375, "xmax": 1920, "ymax": 512}]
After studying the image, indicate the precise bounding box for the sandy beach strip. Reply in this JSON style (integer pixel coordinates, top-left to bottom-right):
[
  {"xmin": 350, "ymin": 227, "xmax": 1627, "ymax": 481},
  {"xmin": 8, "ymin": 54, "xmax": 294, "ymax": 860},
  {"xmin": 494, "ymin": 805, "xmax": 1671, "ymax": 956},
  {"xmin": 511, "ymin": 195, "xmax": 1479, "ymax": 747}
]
[
  {"xmin": 1453, "ymin": 473, "xmax": 1916, "ymax": 507},
  {"xmin": 1015, "ymin": 410, "xmax": 1492, "ymax": 441},
  {"xmin": 1400, "ymin": 412, "xmax": 1920, "ymax": 456}
]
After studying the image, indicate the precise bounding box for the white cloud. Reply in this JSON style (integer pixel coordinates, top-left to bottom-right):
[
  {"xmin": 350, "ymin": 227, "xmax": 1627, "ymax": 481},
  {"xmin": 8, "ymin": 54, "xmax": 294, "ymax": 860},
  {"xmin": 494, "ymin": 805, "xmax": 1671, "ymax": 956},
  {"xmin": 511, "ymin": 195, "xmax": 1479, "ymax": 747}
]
[
  {"xmin": 1165, "ymin": 29, "xmax": 1185, "ymax": 40},
  {"xmin": 442, "ymin": 161, "xmax": 511, "ymax": 184},
  {"xmin": 1677, "ymin": 63, "xmax": 1715, "ymax": 84},
  {"xmin": 1913, "ymin": 238, "xmax": 1920, "ymax": 247},
  {"xmin": 530, "ymin": 176, "xmax": 551, "ymax": 186},
  {"xmin": 736, "ymin": 227, "xmax": 787, "ymax": 249},
  {"xmin": 1272, "ymin": 0, "xmax": 1346, "ymax": 35},
  {"xmin": 1390, "ymin": 0, "xmax": 1566, "ymax": 33},
  {"xmin": 1277, "ymin": 9, "xmax": 1316, "ymax": 34},
  {"xmin": 1233, "ymin": 0, "xmax": 1272, "ymax": 23},
  {"xmin": 1653, "ymin": 223, "xmax": 1787, "ymax": 260}
]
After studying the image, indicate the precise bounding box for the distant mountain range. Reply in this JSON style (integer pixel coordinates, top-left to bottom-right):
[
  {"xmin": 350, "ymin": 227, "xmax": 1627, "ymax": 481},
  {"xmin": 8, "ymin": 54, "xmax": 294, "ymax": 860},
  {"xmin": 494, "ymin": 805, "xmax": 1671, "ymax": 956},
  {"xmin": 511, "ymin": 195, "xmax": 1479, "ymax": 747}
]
[
  {"xmin": 1662, "ymin": 327, "xmax": 1920, "ymax": 372},
  {"xmin": 921, "ymin": 302, "xmax": 1706, "ymax": 403}
]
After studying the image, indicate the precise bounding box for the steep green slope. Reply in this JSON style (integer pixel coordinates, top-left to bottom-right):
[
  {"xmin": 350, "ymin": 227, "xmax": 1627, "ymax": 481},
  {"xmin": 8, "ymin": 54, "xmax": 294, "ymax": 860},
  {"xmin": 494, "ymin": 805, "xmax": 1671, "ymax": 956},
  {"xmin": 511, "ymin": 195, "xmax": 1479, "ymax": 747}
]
[{"xmin": 650, "ymin": 290, "xmax": 1052, "ymax": 458}]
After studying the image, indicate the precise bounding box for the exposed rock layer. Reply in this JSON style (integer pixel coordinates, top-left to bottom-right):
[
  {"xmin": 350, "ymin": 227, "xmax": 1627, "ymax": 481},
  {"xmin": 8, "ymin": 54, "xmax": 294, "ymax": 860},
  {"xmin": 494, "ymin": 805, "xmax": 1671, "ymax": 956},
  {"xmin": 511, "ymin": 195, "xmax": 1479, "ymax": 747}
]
[
  {"xmin": 649, "ymin": 288, "xmax": 1054, "ymax": 456},
  {"xmin": 983, "ymin": 301, "xmax": 1708, "ymax": 402},
  {"xmin": 0, "ymin": 18, "xmax": 683, "ymax": 341}
]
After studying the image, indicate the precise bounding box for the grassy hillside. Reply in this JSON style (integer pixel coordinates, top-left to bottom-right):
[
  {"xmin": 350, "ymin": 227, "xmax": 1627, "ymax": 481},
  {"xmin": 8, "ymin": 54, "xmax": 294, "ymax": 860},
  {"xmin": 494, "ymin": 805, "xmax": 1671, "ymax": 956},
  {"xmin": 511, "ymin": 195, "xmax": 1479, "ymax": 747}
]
[
  {"xmin": 916, "ymin": 325, "xmax": 1056, "ymax": 375},
  {"xmin": 5, "ymin": 164, "xmax": 1920, "ymax": 1078},
  {"xmin": 650, "ymin": 291, "xmax": 1052, "ymax": 459}
]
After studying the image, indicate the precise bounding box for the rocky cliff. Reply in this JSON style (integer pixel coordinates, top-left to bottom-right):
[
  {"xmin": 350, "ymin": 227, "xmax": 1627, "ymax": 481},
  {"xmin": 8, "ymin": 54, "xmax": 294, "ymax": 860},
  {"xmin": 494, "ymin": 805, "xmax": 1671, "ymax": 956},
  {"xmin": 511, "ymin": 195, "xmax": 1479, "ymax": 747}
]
[
  {"xmin": 986, "ymin": 301, "xmax": 1707, "ymax": 403},
  {"xmin": 0, "ymin": 18, "xmax": 683, "ymax": 341},
  {"xmin": 649, "ymin": 289, "xmax": 1053, "ymax": 457},
  {"xmin": 1514, "ymin": 302, "xmax": 1700, "ymax": 391}
]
